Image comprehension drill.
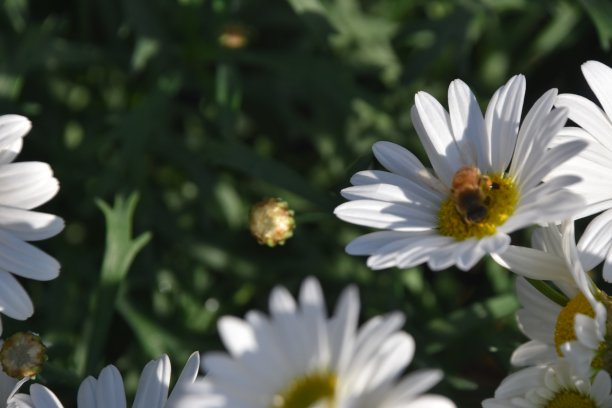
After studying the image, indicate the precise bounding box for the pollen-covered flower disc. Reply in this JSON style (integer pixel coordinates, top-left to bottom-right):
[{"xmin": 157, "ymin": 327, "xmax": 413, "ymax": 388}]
[
  {"xmin": 482, "ymin": 360, "xmax": 612, "ymax": 408},
  {"xmin": 334, "ymin": 75, "xmax": 586, "ymax": 271},
  {"xmin": 185, "ymin": 277, "xmax": 456, "ymax": 408},
  {"xmin": 0, "ymin": 115, "xmax": 64, "ymax": 322}
]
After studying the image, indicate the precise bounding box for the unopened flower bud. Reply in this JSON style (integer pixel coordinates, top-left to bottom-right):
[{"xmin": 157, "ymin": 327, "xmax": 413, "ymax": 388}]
[
  {"xmin": 249, "ymin": 198, "xmax": 295, "ymax": 247},
  {"xmin": 0, "ymin": 331, "xmax": 46, "ymax": 378}
]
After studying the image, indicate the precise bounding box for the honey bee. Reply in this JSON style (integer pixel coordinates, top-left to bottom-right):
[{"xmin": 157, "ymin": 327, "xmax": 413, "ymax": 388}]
[{"xmin": 450, "ymin": 166, "xmax": 497, "ymax": 224}]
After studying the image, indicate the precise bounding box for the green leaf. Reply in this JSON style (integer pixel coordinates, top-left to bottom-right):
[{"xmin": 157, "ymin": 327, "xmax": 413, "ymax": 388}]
[{"xmin": 75, "ymin": 193, "xmax": 152, "ymax": 376}]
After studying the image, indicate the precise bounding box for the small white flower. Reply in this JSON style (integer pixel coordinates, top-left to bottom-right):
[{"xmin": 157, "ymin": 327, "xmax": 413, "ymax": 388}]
[
  {"xmin": 549, "ymin": 60, "xmax": 612, "ymax": 282},
  {"xmin": 494, "ymin": 222, "xmax": 608, "ymax": 379},
  {"xmin": 0, "ymin": 115, "xmax": 63, "ymax": 323},
  {"xmin": 185, "ymin": 277, "xmax": 455, "ymax": 408},
  {"xmin": 482, "ymin": 359, "xmax": 612, "ymax": 408},
  {"xmin": 335, "ymin": 76, "xmax": 585, "ymax": 271},
  {"xmin": 9, "ymin": 352, "xmax": 204, "ymax": 407}
]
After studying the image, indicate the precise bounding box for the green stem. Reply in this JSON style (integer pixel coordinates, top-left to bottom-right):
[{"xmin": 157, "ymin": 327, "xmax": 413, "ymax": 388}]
[{"xmin": 526, "ymin": 278, "xmax": 568, "ymax": 307}]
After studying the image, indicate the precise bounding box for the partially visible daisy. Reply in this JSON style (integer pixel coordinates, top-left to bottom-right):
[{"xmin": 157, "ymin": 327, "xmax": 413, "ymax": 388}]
[
  {"xmin": 10, "ymin": 352, "xmax": 208, "ymax": 407},
  {"xmin": 494, "ymin": 222, "xmax": 610, "ymax": 378},
  {"xmin": 0, "ymin": 115, "xmax": 63, "ymax": 322},
  {"xmin": 549, "ymin": 60, "xmax": 612, "ymax": 282},
  {"xmin": 191, "ymin": 277, "xmax": 455, "ymax": 408},
  {"xmin": 335, "ymin": 76, "xmax": 586, "ymax": 271},
  {"xmin": 482, "ymin": 359, "xmax": 612, "ymax": 408}
]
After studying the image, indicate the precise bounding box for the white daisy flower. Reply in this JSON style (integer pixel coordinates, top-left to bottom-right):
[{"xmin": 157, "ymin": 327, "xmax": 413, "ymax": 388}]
[
  {"xmin": 0, "ymin": 115, "xmax": 63, "ymax": 322},
  {"xmin": 494, "ymin": 222, "xmax": 610, "ymax": 379},
  {"xmin": 482, "ymin": 359, "xmax": 612, "ymax": 408},
  {"xmin": 334, "ymin": 75, "xmax": 586, "ymax": 271},
  {"xmin": 186, "ymin": 277, "xmax": 455, "ymax": 408},
  {"xmin": 9, "ymin": 352, "xmax": 205, "ymax": 408},
  {"xmin": 550, "ymin": 60, "xmax": 612, "ymax": 282}
]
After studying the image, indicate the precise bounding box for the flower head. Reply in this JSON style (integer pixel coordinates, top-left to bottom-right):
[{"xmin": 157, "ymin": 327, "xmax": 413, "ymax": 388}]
[
  {"xmin": 483, "ymin": 359, "xmax": 612, "ymax": 408},
  {"xmin": 249, "ymin": 198, "xmax": 295, "ymax": 247},
  {"xmin": 334, "ymin": 76, "xmax": 586, "ymax": 271},
  {"xmin": 185, "ymin": 277, "xmax": 455, "ymax": 408}
]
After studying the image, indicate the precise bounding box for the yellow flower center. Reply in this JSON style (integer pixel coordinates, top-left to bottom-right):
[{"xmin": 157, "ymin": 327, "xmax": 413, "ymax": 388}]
[
  {"xmin": 437, "ymin": 172, "xmax": 518, "ymax": 240},
  {"xmin": 271, "ymin": 372, "xmax": 337, "ymax": 408},
  {"xmin": 554, "ymin": 293, "xmax": 595, "ymax": 356},
  {"xmin": 543, "ymin": 389, "xmax": 598, "ymax": 408}
]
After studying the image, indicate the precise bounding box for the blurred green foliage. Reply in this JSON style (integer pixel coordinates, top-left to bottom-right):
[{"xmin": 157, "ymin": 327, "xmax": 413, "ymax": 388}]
[{"xmin": 0, "ymin": 0, "xmax": 610, "ymax": 405}]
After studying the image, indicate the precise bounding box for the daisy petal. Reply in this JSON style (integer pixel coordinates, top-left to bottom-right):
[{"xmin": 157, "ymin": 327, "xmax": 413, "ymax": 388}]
[
  {"xmin": 578, "ymin": 209, "xmax": 612, "ymax": 273},
  {"xmin": 448, "ymin": 79, "xmax": 484, "ymax": 167},
  {"xmin": 582, "ymin": 60, "xmax": 612, "ymax": 120},
  {"xmin": 28, "ymin": 384, "xmax": 63, "ymax": 408},
  {"xmin": 0, "ymin": 270, "xmax": 33, "ymax": 320},
  {"xmin": 0, "ymin": 229, "xmax": 60, "ymax": 280},
  {"xmin": 485, "ymin": 75, "xmax": 525, "ymax": 172},
  {"xmin": 411, "ymin": 99, "xmax": 459, "ymax": 186},
  {"xmin": 0, "ymin": 162, "xmax": 59, "ymax": 210},
  {"xmin": 555, "ymin": 93, "xmax": 612, "ymax": 151},
  {"xmin": 132, "ymin": 355, "xmax": 171, "ymax": 408},
  {"xmin": 334, "ymin": 200, "xmax": 437, "ymax": 231}
]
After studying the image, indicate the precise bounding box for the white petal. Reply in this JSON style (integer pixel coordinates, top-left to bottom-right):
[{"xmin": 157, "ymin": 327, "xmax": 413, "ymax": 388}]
[
  {"xmin": 346, "ymin": 231, "xmax": 415, "ymax": 255},
  {"xmin": 334, "ymin": 200, "xmax": 437, "ymax": 231},
  {"xmin": 360, "ymin": 233, "xmax": 454, "ymax": 270},
  {"xmin": 0, "ymin": 271, "xmax": 33, "ymax": 320},
  {"xmin": 0, "ymin": 207, "xmax": 64, "ymax": 241},
  {"xmin": 578, "ymin": 209, "xmax": 612, "ymax": 273},
  {"xmin": 340, "ymin": 183, "xmax": 439, "ymax": 209},
  {"xmin": 555, "ymin": 93, "xmax": 612, "ymax": 151},
  {"xmin": 76, "ymin": 377, "xmax": 97, "ymax": 408},
  {"xmin": 348, "ymin": 170, "xmax": 445, "ymax": 204},
  {"xmin": 574, "ymin": 314, "xmax": 602, "ymax": 349},
  {"xmin": 0, "ymin": 229, "xmax": 60, "ymax": 280},
  {"xmin": 28, "ymin": 384, "xmax": 63, "ymax": 408},
  {"xmin": 168, "ymin": 352, "xmax": 200, "ymax": 399},
  {"xmin": 372, "ymin": 141, "xmax": 429, "ymax": 179},
  {"xmin": 217, "ymin": 317, "xmax": 256, "ymax": 357},
  {"xmin": 0, "ymin": 163, "xmax": 59, "ymax": 210},
  {"xmin": 397, "ymin": 395, "xmax": 456, "ymax": 408},
  {"xmin": 383, "ymin": 369, "xmax": 443, "ymax": 402},
  {"xmin": 410, "ymin": 98, "xmax": 460, "ymax": 187},
  {"xmin": 582, "ymin": 60, "xmax": 612, "ymax": 121},
  {"xmin": 299, "ymin": 277, "xmax": 329, "ymax": 368},
  {"xmin": 491, "ymin": 246, "xmax": 572, "ymax": 282},
  {"xmin": 132, "ymin": 355, "xmax": 171, "ymax": 408},
  {"xmin": 485, "ymin": 75, "xmax": 525, "ymax": 172},
  {"xmin": 502, "ymin": 182, "xmax": 584, "ymax": 232},
  {"xmin": 0, "ymin": 115, "xmax": 30, "ymax": 160},
  {"xmin": 95, "ymin": 365, "xmax": 127, "ymax": 408},
  {"xmin": 456, "ymin": 234, "xmax": 509, "ymax": 270},
  {"xmin": 329, "ymin": 284, "xmax": 359, "ymax": 372},
  {"xmin": 517, "ymin": 139, "xmax": 586, "ymax": 193},
  {"xmin": 427, "ymin": 240, "xmax": 474, "ymax": 271},
  {"xmin": 448, "ymin": 79, "xmax": 483, "ymax": 166},
  {"xmin": 511, "ymin": 341, "xmax": 555, "ymax": 366},
  {"xmin": 509, "ymin": 88, "xmax": 557, "ymax": 179}
]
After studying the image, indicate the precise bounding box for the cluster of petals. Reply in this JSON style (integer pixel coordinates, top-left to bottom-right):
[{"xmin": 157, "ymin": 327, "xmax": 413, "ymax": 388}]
[
  {"xmin": 172, "ymin": 277, "xmax": 456, "ymax": 408},
  {"xmin": 334, "ymin": 74, "xmax": 586, "ymax": 271},
  {"xmin": 8, "ymin": 352, "xmax": 207, "ymax": 408},
  {"xmin": 0, "ymin": 115, "xmax": 63, "ymax": 324}
]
